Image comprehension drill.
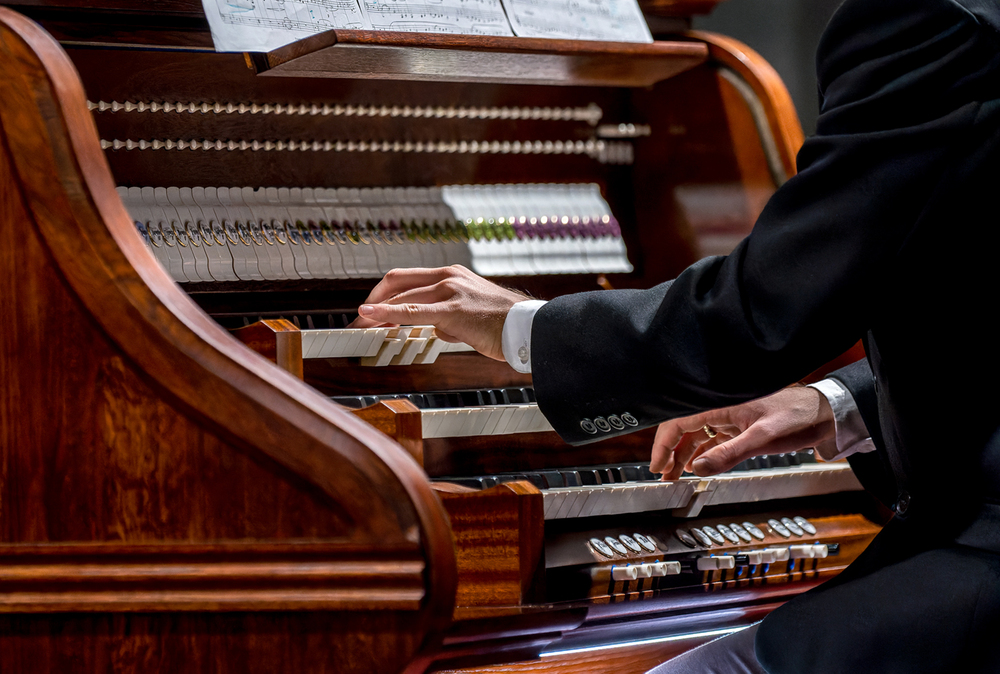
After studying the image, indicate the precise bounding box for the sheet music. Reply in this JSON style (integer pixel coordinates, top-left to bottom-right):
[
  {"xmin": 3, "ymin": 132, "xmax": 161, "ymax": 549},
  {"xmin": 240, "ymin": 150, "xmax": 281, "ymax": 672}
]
[
  {"xmin": 206, "ymin": 0, "xmax": 372, "ymax": 51},
  {"xmin": 500, "ymin": 0, "xmax": 652, "ymax": 42},
  {"xmin": 202, "ymin": 0, "xmax": 648, "ymax": 51},
  {"xmin": 358, "ymin": 0, "xmax": 513, "ymax": 35}
]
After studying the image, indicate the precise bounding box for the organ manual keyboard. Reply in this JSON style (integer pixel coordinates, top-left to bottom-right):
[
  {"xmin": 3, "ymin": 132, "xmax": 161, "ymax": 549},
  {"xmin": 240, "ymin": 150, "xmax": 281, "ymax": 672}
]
[{"xmin": 0, "ymin": 3, "xmax": 884, "ymax": 673}]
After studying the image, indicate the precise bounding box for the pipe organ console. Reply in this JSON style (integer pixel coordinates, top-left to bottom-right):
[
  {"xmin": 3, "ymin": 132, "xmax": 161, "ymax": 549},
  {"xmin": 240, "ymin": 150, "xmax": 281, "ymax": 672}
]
[{"xmin": 0, "ymin": 2, "xmax": 883, "ymax": 672}]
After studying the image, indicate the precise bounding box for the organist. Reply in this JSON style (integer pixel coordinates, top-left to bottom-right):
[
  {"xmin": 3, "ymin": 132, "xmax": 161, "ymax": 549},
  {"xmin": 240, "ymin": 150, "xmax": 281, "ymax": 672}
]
[{"xmin": 353, "ymin": 0, "xmax": 1000, "ymax": 670}]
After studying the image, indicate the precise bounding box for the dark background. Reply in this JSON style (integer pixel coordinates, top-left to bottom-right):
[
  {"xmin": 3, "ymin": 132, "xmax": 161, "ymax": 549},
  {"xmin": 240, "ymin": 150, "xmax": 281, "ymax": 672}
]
[{"xmin": 693, "ymin": 0, "xmax": 844, "ymax": 136}]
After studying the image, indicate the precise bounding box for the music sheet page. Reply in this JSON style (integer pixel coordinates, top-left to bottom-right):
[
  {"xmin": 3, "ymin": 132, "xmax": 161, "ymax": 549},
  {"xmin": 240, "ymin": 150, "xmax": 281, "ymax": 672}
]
[
  {"xmin": 357, "ymin": 0, "xmax": 513, "ymax": 35},
  {"xmin": 205, "ymin": 0, "xmax": 372, "ymax": 52},
  {"xmin": 202, "ymin": 0, "xmax": 649, "ymax": 51},
  {"xmin": 501, "ymin": 0, "xmax": 652, "ymax": 42}
]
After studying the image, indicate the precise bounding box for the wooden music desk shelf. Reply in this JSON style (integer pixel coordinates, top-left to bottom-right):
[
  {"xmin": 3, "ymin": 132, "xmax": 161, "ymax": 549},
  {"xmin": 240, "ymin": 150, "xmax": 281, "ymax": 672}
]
[{"xmin": 258, "ymin": 30, "xmax": 708, "ymax": 87}]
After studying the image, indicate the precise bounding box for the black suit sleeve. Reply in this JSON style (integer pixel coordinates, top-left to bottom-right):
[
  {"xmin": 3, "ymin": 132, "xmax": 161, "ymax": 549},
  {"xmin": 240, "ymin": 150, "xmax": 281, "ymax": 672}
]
[
  {"xmin": 826, "ymin": 359, "xmax": 897, "ymax": 508},
  {"xmin": 531, "ymin": 0, "xmax": 1000, "ymax": 445}
]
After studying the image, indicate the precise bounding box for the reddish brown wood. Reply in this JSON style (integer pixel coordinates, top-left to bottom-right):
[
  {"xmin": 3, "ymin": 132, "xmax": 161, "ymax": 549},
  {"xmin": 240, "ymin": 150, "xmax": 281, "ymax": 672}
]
[
  {"xmin": 436, "ymin": 483, "xmax": 545, "ymax": 611},
  {"xmin": 231, "ymin": 319, "xmax": 304, "ymax": 378},
  {"xmin": 690, "ymin": 30, "xmax": 805, "ymax": 180},
  {"xmin": 641, "ymin": 0, "xmax": 731, "ymax": 17},
  {"xmin": 0, "ymin": 8, "xmax": 456, "ymax": 672},
  {"xmin": 0, "ymin": 542, "xmax": 425, "ymax": 612},
  {"xmin": 424, "ymin": 428, "xmax": 659, "ymax": 478},
  {"xmin": 351, "ymin": 399, "xmax": 425, "ymax": 465},
  {"xmin": 262, "ymin": 31, "xmax": 708, "ymax": 88},
  {"xmin": 305, "ymin": 352, "xmax": 533, "ymax": 397}
]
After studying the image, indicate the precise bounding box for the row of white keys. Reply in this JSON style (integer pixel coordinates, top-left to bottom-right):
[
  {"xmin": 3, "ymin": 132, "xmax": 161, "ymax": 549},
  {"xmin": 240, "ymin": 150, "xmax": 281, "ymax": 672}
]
[
  {"xmin": 420, "ymin": 403, "xmax": 552, "ymax": 439},
  {"xmin": 300, "ymin": 327, "xmax": 393, "ymax": 359},
  {"xmin": 539, "ymin": 463, "xmax": 862, "ymax": 520},
  {"xmin": 701, "ymin": 463, "xmax": 861, "ymax": 507},
  {"xmin": 543, "ymin": 480, "xmax": 699, "ymax": 520}
]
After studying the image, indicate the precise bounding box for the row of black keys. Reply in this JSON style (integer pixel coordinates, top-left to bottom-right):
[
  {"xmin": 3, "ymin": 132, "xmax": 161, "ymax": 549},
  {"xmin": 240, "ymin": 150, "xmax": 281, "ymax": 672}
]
[
  {"xmin": 332, "ymin": 387, "xmax": 537, "ymax": 410},
  {"xmin": 216, "ymin": 312, "xmax": 358, "ymax": 330},
  {"xmin": 440, "ymin": 451, "xmax": 818, "ymax": 490}
]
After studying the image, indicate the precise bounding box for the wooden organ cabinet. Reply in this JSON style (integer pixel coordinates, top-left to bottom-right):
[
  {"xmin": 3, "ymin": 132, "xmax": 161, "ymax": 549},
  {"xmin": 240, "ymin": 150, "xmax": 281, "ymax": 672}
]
[{"xmin": 0, "ymin": 2, "xmax": 883, "ymax": 672}]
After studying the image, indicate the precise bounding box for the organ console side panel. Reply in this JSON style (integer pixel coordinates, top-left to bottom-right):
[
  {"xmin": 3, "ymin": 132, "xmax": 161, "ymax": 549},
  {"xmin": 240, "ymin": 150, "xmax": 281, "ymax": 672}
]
[{"xmin": 0, "ymin": 9, "xmax": 457, "ymax": 672}]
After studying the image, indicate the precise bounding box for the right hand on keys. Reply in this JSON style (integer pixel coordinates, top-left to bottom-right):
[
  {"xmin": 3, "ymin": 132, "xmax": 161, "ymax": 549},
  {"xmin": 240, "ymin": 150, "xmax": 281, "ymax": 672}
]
[
  {"xmin": 351, "ymin": 265, "xmax": 530, "ymax": 362},
  {"xmin": 651, "ymin": 385, "xmax": 838, "ymax": 479}
]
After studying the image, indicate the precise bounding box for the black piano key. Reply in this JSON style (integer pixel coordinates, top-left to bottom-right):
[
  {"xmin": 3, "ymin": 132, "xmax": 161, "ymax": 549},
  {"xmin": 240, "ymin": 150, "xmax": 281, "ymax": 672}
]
[
  {"xmin": 770, "ymin": 454, "xmax": 791, "ymax": 467},
  {"xmin": 578, "ymin": 470, "xmax": 603, "ymax": 486},
  {"xmin": 788, "ymin": 451, "xmax": 802, "ymax": 465},
  {"xmin": 561, "ymin": 471, "xmax": 582, "ymax": 487},
  {"xmin": 444, "ymin": 477, "xmax": 492, "ymax": 489},
  {"xmin": 799, "ymin": 449, "xmax": 818, "ymax": 464},
  {"xmin": 330, "ymin": 395, "xmax": 379, "ymax": 409},
  {"xmin": 601, "ymin": 468, "xmax": 622, "ymax": 483},
  {"xmin": 422, "ymin": 393, "xmax": 448, "ymax": 408},
  {"xmin": 538, "ymin": 471, "xmax": 565, "ymax": 488},
  {"xmin": 620, "ymin": 465, "xmax": 644, "ymax": 482},
  {"xmin": 524, "ymin": 474, "xmax": 549, "ymax": 489},
  {"xmin": 460, "ymin": 390, "xmax": 484, "ymax": 407},
  {"xmin": 638, "ymin": 465, "xmax": 658, "ymax": 481}
]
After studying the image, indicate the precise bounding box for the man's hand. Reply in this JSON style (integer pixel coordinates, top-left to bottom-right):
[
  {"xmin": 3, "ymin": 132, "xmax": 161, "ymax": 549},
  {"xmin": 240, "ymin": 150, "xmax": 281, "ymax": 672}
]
[
  {"xmin": 651, "ymin": 386, "xmax": 837, "ymax": 480},
  {"xmin": 351, "ymin": 265, "xmax": 528, "ymax": 362}
]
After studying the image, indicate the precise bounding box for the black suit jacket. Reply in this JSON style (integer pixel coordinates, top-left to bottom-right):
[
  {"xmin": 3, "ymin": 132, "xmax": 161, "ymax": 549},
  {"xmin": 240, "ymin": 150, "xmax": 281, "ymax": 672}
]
[
  {"xmin": 533, "ymin": 0, "xmax": 1000, "ymax": 520},
  {"xmin": 531, "ymin": 1, "xmax": 1000, "ymax": 669}
]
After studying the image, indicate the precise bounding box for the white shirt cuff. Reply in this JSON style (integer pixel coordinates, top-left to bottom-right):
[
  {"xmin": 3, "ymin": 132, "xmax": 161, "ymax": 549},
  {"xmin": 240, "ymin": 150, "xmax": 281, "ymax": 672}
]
[
  {"xmin": 807, "ymin": 378, "xmax": 876, "ymax": 461},
  {"xmin": 501, "ymin": 300, "xmax": 547, "ymax": 374}
]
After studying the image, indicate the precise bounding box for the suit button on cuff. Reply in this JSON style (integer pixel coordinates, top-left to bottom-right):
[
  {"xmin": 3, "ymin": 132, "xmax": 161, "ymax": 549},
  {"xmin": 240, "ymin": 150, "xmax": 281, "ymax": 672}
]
[
  {"xmin": 580, "ymin": 419, "xmax": 598, "ymax": 434},
  {"xmin": 594, "ymin": 417, "xmax": 611, "ymax": 432},
  {"xmin": 894, "ymin": 491, "xmax": 911, "ymax": 517},
  {"xmin": 621, "ymin": 412, "xmax": 638, "ymax": 427},
  {"xmin": 607, "ymin": 415, "xmax": 625, "ymax": 430}
]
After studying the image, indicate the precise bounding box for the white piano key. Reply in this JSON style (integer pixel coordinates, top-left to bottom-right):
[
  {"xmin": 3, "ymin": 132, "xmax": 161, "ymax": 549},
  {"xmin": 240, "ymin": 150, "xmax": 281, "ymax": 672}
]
[
  {"xmin": 478, "ymin": 405, "xmax": 506, "ymax": 436},
  {"xmin": 389, "ymin": 337, "xmax": 430, "ymax": 366}
]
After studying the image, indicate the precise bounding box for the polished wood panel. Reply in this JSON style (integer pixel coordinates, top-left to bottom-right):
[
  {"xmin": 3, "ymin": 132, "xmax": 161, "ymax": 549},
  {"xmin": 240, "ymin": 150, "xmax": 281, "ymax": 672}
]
[
  {"xmin": 230, "ymin": 318, "xmax": 304, "ymax": 378},
  {"xmin": 0, "ymin": 8, "xmax": 456, "ymax": 672},
  {"xmin": 262, "ymin": 31, "xmax": 708, "ymax": 88}
]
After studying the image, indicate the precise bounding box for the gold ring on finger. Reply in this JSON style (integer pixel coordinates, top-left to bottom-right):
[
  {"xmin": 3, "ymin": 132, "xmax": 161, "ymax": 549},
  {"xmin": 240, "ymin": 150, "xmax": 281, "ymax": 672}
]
[{"xmin": 703, "ymin": 425, "xmax": 717, "ymax": 439}]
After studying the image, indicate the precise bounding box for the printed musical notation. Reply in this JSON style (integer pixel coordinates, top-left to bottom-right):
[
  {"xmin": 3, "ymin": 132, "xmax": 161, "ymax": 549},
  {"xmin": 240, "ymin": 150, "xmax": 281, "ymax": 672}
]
[
  {"xmin": 206, "ymin": 0, "xmax": 372, "ymax": 51},
  {"xmin": 358, "ymin": 0, "xmax": 512, "ymax": 35},
  {"xmin": 202, "ymin": 0, "xmax": 648, "ymax": 51},
  {"xmin": 502, "ymin": 0, "xmax": 652, "ymax": 42}
]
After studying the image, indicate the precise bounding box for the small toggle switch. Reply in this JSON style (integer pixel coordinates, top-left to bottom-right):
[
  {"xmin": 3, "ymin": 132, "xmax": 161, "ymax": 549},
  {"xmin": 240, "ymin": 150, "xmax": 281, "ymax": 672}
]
[
  {"xmin": 763, "ymin": 547, "xmax": 791, "ymax": 562},
  {"xmin": 649, "ymin": 561, "xmax": 682, "ymax": 576},
  {"xmin": 789, "ymin": 544, "xmax": 829, "ymax": 559},
  {"xmin": 697, "ymin": 555, "xmax": 736, "ymax": 571},
  {"xmin": 612, "ymin": 565, "xmax": 639, "ymax": 581},
  {"xmin": 635, "ymin": 563, "xmax": 654, "ymax": 579}
]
